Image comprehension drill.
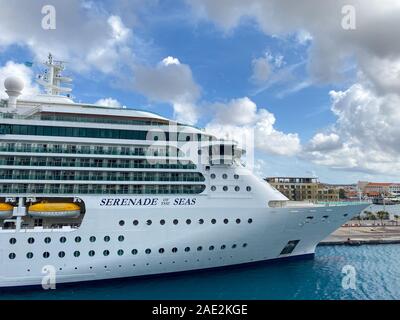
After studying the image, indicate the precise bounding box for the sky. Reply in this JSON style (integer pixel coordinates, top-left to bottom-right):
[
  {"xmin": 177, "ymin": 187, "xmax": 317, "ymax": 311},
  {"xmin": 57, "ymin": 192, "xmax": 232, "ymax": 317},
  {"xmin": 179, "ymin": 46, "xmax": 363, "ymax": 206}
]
[{"xmin": 0, "ymin": 0, "xmax": 400, "ymax": 184}]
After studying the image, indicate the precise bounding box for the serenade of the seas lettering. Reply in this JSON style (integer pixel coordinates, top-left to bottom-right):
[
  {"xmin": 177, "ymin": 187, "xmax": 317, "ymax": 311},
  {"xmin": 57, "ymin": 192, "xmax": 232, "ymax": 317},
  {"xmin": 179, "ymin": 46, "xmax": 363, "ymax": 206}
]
[{"xmin": 99, "ymin": 197, "xmax": 196, "ymax": 206}]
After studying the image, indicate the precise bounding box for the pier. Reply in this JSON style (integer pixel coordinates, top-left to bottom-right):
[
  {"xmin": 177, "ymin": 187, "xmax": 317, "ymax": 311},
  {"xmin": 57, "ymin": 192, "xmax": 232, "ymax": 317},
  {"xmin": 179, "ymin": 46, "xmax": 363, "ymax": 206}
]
[{"xmin": 319, "ymin": 224, "xmax": 400, "ymax": 246}]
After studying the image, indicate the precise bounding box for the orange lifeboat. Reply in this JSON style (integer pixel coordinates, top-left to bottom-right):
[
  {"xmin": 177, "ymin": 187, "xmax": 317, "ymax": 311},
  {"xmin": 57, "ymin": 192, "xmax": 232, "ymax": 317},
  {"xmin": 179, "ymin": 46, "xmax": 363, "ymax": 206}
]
[
  {"xmin": 0, "ymin": 203, "xmax": 13, "ymax": 219},
  {"xmin": 28, "ymin": 202, "xmax": 80, "ymax": 218}
]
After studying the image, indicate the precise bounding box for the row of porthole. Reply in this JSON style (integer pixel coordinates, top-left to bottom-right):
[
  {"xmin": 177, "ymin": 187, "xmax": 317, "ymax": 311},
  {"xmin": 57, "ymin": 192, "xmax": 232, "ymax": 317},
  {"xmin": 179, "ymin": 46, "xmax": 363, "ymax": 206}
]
[
  {"xmin": 210, "ymin": 185, "xmax": 251, "ymax": 192},
  {"xmin": 8, "ymin": 243, "xmax": 248, "ymax": 260},
  {"xmin": 9, "ymin": 235, "xmax": 125, "ymax": 245},
  {"xmin": 123, "ymin": 217, "xmax": 253, "ymax": 227},
  {"xmin": 9, "ymin": 217, "xmax": 254, "ymax": 244},
  {"xmin": 210, "ymin": 173, "xmax": 239, "ymax": 180}
]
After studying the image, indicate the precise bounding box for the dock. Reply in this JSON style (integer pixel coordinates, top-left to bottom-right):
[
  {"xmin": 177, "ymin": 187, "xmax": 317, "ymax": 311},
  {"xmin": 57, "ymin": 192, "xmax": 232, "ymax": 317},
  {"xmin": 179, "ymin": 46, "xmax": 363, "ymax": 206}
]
[{"xmin": 319, "ymin": 225, "xmax": 400, "ymax": 246}]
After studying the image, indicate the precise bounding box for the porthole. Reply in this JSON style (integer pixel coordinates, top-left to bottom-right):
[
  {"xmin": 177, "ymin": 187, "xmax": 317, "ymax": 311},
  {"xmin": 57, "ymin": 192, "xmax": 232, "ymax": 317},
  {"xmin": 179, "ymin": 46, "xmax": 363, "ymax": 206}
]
[
  {"xmin": 199, "ymin": 218, "xmax": 204, "ymax": 224},
  {"xmin": 9, "ymin": 253, "xmax": 16, "ymax": 259},
  {"xmin": 234, "ymin": 186, "xmax": 240, "ymax": 192},
  {"xmin": 236, "ymin": 218, "xmax": 241, "ymax": 224},
  {"xmin": 119, "ymin": 220, "xmax": 125, "ymax": 226},
  {"xmin": 197, "ymin": 149, "xmax": 202, "ymax": 155},
  {"xmin": 89, "ymin": 250, "xmax": 95, "ymax": 257},
  {"xmin": 243, "ymin": 243, "xmax": 248, "ymax": 248},
  {"xmin": 58, "ymin": 251, "xmax": 65, "ymax": 258},
  {"xmin": 44, "ymin": 237, "xmax": 51, "ymax": 244},
  {"xmin": 221, "ymin": 245, "xmax": 226, "ymax": 250},
  {"xmin": 89, "ymin": 236, "xmax": 96, "ymax": 242},
  {"xmin": 146, "ymin": 219, "xmax": 152, "ymax": 226},
  {"xmin": 234, "ymin": 174, "xmax": 239, "ymax": 179},
  {"xmin": 43, "ymin": 252, "xmax": 50, "ymax": 258},
  {"xmin": 131, "ymin": 249, "xmax": 138, "ymax": 255},
  {"xmin": 224, "ymin": 219, "xmax": 229, "ymax": 224},
  {"xmin": 172, "ymin": 247, "xmax": 178, "ymax": 253},
  {"xmin": 103, "ymin": 250, "xmax": 110, "ymax": 256},
  {"xmin": 28, "ymin": 237, "xmax": 35, "ymax": 244},
  {"xmin": 145, "ymin": 248, "xmax": 151, "ymax": 254},
  {"xmin": 160, "ymin": 219, "xmax": 165, "ymax": 225},
  {"xmin": 248, "ymin": 218, "xmax": 253, "ymax": 224},
  {"xmin": 9, "ymin": 238, "xmax": 16, "ymax": 245},
  {"xmin": 211, "ymin": 186, "xmax": 216, "ymax": 191},
  {"xmin": 197, "ymin": 246, "xmax": 202, "ymax": 251},
  {"xmin": 133, "ymin": 220, "xmax": 139, "ymax": 226},
  {"xmin": 210, "ymin": 174, "xmax": 216, "ymax": 179},
  {"xmin": 117, "ymin": 249, "xmax": 124, "ymax": 256},
  {"xmin": 246, "ymin": 186, "xmax": 252, "ymax": 192},
  {"xmin": 26, "ymin": 252, "xmax": 33, "ymax": 259},
  {"xmin": 186, "ymin": 136, "xmax": 191, "ymax": 141},
  {"xmin": 222, "ymin": 174, "xmax": 228, "ymax": 179},
  {"xmin": 223, "ymin": 186, "xmax": 228, "ymax": 192},
  {"xmin": 159, "ymin": 248, "xmax": 165, "ymax": 254},
  {"xmin": 74, "ymin": 251, "xmax": 80, "ymax": 257},
  {"xmin": 185, "ymin": 247, "xmax": 190, "ymax": 252},
  {"xmin": 154, "ymin": 136, "xmax": 159, "ymax": 141},
  {"xmin": 211, "ymin": 219, "xmax": 216, "ymax": 224},
  {"xmin": 186, "ymin": 219, "xmax": 191, "ymax": 225},
  {"xmin": 75, "ymin": 236, "xmax": 81, "ymax": 243},
  {"xmin": 104, "ymin": 236, "xmax": 110, "ymax": 242},
  {"xmin": 118, "ymin": 235, "xmax": 124, "ymax": 242},
  {"xmin": 209, "ymin": 245, "xmax": 215, "ymax": 251},
  {"xmin": 173, "ymin": 219, "xmax": 179, "ymax": 225},
  {"xmin": 60, "ymin": 237, "xmax": 67, "ymax": 243},
  {"xmin": 232, "ymin": 244, "xmax": 237, "ymax": 249}
]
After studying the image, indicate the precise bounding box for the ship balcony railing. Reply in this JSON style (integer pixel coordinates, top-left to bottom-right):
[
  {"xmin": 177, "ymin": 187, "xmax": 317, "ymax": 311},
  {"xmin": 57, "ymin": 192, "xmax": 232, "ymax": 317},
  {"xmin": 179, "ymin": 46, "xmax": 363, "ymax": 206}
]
[
  {"xmin": 0, "ymin": 160, "xmax": 197, "ymax": 169},
  {"xmin": 5, "ymin": 175, "xmax": 205, "ymax": 182},
  {"xmin": 0, "ymin": 147, "xmax": 178, "ymax": 157}
]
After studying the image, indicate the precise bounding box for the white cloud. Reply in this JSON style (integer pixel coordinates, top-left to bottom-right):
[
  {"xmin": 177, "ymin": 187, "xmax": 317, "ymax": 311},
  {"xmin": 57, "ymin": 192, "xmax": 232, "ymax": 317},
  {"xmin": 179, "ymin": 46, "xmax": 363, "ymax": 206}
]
[
  {"xmin": 206, "ymin": 97, "xmax": 301, "ymax": 156},
  {"xmin": 161, "ymin": 56, "xmax": 181, "ymax": 66},
  {"xmin": 0, "ymin": 0, "xmax": 134, "ymax": 74},
  {"xmin": 190, "ymin": 0, "xmax": 400, "ymax": 84},
  {"xmin": 190, "ymin": 0, "xmax": 400, "ymax": 176},
  {"xmin": 304, "ymin": 83, "xmax": 400, "ymax": 174},
  {"xmin": 133, "ymin": 56, "xmax": 201, "ymax": 124},
  {"xmin": 250, "ymin": 52, "xmax": 285, "ymax": 85},
  {"xmin": 95, "ymin": 97, "xmax": 125, "ymax": 108},
  {"xmin": 0, "ymin": 61, "xmax": 40, "ymax": 99}
]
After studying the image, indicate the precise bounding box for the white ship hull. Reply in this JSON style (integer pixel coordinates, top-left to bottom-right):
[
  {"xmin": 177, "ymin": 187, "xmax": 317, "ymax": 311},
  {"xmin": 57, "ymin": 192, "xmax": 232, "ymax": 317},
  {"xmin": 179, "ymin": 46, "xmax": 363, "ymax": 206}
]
[{"xmin": 0, "ymin": 194, "xmax": 366, "ymax": 288}]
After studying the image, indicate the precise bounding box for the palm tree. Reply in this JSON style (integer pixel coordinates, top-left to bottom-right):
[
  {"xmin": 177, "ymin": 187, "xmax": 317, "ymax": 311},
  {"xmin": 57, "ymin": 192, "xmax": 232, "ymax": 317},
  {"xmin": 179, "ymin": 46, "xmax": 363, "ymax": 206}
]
[
  {"xmin": 395, "ymin": 214, "xmax": 399, "ymax": 226},
  {"xmin": 376, "ymin": 211, "xmax": 389, "ymax": 226}
]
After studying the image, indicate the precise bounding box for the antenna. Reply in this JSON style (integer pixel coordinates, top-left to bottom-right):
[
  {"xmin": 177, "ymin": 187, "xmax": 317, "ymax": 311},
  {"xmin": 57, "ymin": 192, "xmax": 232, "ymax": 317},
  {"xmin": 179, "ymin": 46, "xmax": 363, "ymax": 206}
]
[{"xmin": 36, "ymin": 53, "xmax": 73, "ymax": 96}]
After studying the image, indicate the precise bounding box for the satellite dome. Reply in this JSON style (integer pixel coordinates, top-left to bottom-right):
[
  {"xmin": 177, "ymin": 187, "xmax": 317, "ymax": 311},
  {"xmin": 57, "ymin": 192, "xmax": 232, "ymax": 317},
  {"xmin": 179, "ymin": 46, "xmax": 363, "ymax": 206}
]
[{"xmin": 4, "ymin": 76, "xmax": 24, "ymax": 93}]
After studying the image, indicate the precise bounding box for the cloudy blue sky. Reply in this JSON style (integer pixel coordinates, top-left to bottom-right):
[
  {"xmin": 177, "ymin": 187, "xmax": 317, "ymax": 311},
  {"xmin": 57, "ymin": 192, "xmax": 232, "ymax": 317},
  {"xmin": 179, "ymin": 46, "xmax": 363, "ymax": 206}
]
[{"xmin": 1, "ymin": 0, "xmax": 400, "ymax": 183}]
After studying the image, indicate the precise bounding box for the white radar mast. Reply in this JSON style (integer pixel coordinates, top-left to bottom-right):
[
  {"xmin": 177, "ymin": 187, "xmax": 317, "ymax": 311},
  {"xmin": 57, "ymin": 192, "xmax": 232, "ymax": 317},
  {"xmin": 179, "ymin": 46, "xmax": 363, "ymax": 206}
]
[{"xmin": 36, "ymin": 53, "xmax": 72, "ymax": 96}]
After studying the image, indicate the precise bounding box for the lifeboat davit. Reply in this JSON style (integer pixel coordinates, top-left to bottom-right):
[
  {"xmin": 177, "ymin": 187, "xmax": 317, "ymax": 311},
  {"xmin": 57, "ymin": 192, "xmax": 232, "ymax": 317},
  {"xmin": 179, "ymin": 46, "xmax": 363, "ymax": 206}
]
[
  {"xmin": 0, "ymin": 203, "xmax": 13, "ymax": 219},
  {"xmin": 28, "ymin": 202, "xmax": 80, "ymax": 218}
]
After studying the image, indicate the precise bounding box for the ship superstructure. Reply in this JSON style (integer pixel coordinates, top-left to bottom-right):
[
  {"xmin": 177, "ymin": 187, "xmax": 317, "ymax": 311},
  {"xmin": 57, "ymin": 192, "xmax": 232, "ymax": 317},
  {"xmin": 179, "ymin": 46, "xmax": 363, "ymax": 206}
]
[{"xmin": 0, "ymin": 55, "xmax": 369, "ymax": 287}]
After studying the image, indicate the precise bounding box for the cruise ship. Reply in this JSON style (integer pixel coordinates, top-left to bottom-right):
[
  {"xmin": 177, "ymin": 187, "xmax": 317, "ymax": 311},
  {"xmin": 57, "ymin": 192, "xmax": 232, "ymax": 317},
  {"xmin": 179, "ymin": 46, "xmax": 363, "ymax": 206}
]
[{"xmin": 0, "ymin": 55, "xmax": 369, "ymax": 287}]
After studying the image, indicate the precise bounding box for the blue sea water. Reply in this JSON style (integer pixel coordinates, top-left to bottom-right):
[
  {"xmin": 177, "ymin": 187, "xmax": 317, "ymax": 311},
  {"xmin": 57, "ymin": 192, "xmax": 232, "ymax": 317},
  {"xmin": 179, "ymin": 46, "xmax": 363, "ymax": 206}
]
[{"xmin": 1, "ymin": 244, "xmax": 400, "ymax": 300}]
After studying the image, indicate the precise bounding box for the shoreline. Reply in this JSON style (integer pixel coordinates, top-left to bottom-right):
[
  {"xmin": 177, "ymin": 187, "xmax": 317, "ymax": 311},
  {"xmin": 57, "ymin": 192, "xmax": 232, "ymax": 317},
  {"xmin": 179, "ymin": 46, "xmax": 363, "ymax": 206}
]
[{"xmin": 319, "ymin": 224, "xmax": 400, "ymax": 246}]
